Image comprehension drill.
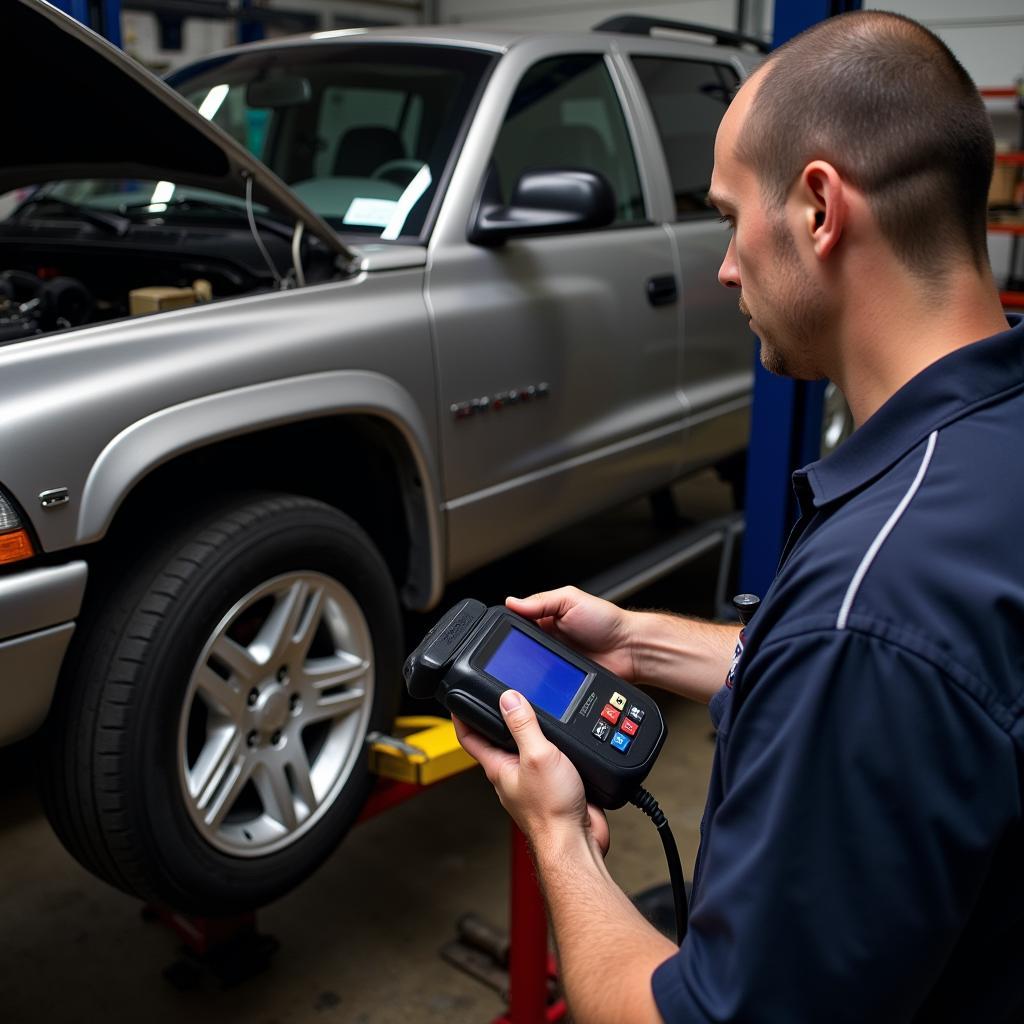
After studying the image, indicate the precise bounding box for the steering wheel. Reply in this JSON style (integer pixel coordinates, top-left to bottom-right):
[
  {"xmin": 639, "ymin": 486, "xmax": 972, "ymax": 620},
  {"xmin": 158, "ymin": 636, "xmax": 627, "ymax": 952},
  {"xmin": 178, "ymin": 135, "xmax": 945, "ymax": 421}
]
[{"xmin": 370, "ymin": 159, "xmax": 427, "ymax": 188}]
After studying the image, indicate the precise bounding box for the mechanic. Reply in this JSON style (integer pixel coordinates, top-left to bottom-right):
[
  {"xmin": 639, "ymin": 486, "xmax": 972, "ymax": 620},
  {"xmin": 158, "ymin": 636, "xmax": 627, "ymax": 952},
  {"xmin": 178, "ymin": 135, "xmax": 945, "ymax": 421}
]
[{"xmin": 454, "ymin": 11, "xmax": 1024, "ymax": 1023}]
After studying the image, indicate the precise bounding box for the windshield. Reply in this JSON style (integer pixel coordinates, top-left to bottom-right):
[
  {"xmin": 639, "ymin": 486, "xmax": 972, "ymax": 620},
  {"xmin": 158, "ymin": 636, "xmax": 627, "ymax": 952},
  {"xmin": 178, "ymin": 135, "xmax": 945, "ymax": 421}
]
[
  {"xmin": 165, "ymin": 42, "xmax": 493, "ymax": 240},
  {"xmin": 5, "ymin": 43, "xmax": 491, "ymax": 243}
]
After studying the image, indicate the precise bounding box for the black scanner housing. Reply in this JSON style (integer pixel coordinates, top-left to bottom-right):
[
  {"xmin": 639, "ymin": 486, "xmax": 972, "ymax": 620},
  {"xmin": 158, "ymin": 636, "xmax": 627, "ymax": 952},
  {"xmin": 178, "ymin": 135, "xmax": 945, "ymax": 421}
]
[{"xmin": 404, "ymin": 599, "xmax": 667, "ymax": 809}]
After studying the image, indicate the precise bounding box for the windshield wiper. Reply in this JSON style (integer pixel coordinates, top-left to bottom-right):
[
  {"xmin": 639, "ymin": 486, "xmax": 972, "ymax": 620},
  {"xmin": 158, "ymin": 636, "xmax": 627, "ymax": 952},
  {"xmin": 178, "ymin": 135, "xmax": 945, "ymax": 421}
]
[
  {"xmin": 14, "ymin": 195, "xmax": 130, "ymax": 236},
  {"xmin": 122, "ymin": 197, "xmax": 293, "ymax": 240}
]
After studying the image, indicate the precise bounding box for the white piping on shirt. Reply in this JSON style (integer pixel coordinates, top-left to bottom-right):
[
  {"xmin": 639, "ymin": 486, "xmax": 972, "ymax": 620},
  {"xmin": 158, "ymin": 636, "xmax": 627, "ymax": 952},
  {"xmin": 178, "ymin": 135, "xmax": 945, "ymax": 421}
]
[{"xmin": 836, "ymin": 430, "xmax": 939, "ymax": 630}]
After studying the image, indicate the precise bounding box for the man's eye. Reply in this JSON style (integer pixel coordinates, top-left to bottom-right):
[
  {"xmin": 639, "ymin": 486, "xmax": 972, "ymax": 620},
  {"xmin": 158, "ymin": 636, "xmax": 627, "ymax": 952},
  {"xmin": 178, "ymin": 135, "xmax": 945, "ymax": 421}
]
[{"xmin": 718, "ymin": 215, "xmax": 734, "ymax": 230}]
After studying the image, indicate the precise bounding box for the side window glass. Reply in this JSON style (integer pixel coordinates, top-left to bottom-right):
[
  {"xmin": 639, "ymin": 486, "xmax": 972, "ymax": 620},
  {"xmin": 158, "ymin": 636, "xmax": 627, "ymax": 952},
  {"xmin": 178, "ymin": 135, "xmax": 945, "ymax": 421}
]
[
  {"xmin": 492, "ymin": 54, "xmax": 645, "ymax": 226},
  {"xmin": 631, "ymin": 58, "xmax": 738, "ymax": 218}
]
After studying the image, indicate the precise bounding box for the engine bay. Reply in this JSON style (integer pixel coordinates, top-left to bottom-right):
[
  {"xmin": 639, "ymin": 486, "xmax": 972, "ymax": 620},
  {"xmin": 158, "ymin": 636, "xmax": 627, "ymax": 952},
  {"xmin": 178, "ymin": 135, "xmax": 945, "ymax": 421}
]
[{"xmin": 0, "ymin": 206, "xmax": 340, "ymax": 344}]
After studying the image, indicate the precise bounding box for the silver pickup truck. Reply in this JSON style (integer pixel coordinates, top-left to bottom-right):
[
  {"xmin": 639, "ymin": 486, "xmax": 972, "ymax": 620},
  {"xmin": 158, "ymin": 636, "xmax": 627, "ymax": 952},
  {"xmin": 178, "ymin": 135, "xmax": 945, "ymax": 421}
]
[{"xmin": 0, "ymin": 1, "xmax": 759, "ymax": 912}]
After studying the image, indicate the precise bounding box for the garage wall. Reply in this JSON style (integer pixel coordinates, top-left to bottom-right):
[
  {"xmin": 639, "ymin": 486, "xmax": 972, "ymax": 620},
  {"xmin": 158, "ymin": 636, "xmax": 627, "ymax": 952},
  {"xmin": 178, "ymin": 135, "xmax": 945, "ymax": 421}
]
[
  {"xmin": 863, "ymin": 0, "xmax": 1023, "ymax": 279},
  {"xmin": 864, "ymin": 0, "xmax": 1023, "ymax": 88}
]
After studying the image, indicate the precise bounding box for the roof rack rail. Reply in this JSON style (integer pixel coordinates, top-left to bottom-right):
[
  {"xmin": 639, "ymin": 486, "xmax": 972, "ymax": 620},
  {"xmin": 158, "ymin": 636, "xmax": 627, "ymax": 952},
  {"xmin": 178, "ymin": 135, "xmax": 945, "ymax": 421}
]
[{"xmin": 593, "ymin": 15, "xmax": 771, "ymax": 54}]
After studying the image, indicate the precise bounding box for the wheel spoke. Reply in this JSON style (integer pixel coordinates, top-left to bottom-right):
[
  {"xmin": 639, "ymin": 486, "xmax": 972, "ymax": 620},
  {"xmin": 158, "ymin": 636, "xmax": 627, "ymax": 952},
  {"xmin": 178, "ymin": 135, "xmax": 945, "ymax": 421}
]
[
  {"xmin": 302, "ymin": 653, "xmax": 370, "ymax": 692},
  {"xmin": 254, "ymin": 759, "xmax": 299, "ymax": 831},
  {"xmin": 190, "ymin": 730, "xmax": 252, "ymax": 829},
  {"xmin": 303, "ymin": 686, "xmax": 367, "ymax": 724},
  {"xmin": 290, "ymin": 584, "xmax": 326, "ymax": 663},
  {"xmin": 206, "ymin": 757, "xmax": 255, "ymax": 830},
  {"xmin": 284, "ymin": 748, "xmax": 318, "ymax": 815},
  {"xmin": 209, "ymin": 634, "xmax": 262, "ymax": 685},
  {"xmin": 195, "ymin": 664, "xmax": 245, "ymax": 719},
  {"xmin": 189, "ymin": 725, "xmax": 242, "ymax": 801},
  {"xmin": 251, "ymin": 580, "xmax": 312, "ymax": 665}
]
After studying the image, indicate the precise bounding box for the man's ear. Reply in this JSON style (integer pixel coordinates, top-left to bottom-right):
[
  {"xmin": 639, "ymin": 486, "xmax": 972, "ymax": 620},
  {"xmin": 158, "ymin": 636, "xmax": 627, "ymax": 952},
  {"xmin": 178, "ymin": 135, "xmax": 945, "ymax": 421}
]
[{"xmin": 799, "ymin": 160, "xmax": 845, "ymax": 261}]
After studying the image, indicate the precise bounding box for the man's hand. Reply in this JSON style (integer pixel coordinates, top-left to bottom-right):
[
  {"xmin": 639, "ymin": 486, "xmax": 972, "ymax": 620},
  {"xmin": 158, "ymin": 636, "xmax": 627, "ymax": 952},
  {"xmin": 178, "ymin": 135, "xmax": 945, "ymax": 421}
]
[
  {"xmin": 453, "ymin": 689, "xmax": 610, "ymax": 856},
  {"xmin": 456, "ymin": 689, "xmax": 674, "ymax": 1024},
  {"xmin": 506, "ymin": 587, "xmax": 639, "ymax": 682}
]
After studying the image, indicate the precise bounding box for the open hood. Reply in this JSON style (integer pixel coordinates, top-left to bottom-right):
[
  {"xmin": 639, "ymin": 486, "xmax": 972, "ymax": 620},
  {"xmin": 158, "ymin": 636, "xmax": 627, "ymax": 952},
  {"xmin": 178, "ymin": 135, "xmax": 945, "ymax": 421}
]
[{"xmin": 4, "ymin": 1, "xmax": 354, "ymax": 263}]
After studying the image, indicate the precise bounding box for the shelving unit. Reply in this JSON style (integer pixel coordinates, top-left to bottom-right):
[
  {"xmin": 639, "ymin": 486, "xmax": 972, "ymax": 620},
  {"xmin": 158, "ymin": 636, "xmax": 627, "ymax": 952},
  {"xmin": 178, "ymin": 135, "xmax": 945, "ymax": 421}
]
[{"xmin": 983, "ymin": 84, "xmax": 1024, "ymax": 310}]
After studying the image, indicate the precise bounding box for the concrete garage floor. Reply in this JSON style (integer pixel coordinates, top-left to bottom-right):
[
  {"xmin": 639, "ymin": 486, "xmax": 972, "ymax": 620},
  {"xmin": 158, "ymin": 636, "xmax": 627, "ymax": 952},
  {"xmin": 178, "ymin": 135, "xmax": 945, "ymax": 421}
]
[{"xmin": 0, "ymin": 472, "xmax": 734, "ymax": 1024}]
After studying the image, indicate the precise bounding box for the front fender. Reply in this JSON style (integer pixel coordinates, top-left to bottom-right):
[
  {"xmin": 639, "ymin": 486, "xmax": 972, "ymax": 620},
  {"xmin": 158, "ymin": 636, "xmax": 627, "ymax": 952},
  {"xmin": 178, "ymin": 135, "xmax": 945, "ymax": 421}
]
[{"xmin": 78, "ymin": 370, "xmax": 444, "ymax": 609}]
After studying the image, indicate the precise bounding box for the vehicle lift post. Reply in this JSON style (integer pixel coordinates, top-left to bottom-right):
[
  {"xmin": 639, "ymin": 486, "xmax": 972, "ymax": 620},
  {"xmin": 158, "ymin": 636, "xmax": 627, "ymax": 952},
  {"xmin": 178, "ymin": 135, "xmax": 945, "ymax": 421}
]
[
  {"xmin": 50, "ymin": 0, "xmax": 122, "ymax": 46},
  {"xmin": 739, "ymin": 0, "xmax": 861, "ymax": 598}
]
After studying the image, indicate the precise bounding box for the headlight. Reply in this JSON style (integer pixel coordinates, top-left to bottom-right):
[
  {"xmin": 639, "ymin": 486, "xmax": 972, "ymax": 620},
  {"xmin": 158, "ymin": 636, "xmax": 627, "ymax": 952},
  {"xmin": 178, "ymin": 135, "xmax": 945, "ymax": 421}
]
[{"xmin": 0, "ymin": 491, "xmax": 35, "ymax": 566}]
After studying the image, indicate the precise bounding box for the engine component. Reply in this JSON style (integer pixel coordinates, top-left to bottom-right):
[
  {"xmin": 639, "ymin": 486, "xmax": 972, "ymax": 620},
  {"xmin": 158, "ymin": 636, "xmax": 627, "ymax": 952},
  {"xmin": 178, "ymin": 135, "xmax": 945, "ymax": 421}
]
[
  {"xmin": 38, "ymin": 276, "xmax": 93, "ymax": 330},
  {"xmin": 0, "ymin": 270, "xmax": 93, "ymax": 340}
]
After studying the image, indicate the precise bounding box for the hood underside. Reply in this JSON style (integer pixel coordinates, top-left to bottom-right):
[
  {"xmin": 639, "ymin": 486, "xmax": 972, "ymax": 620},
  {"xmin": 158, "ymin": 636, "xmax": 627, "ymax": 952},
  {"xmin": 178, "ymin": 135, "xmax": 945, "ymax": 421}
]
[{"xmin": 7, "ymin": 1, "xmax": 353, "ymax": 261}]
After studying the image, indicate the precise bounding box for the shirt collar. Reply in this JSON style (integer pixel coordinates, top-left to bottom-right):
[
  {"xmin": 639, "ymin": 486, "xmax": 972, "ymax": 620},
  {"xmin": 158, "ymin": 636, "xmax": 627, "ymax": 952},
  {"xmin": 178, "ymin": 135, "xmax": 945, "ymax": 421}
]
[{"xmin": 798, "ymin": 314, "xmax": 1024, "ymax": 509}]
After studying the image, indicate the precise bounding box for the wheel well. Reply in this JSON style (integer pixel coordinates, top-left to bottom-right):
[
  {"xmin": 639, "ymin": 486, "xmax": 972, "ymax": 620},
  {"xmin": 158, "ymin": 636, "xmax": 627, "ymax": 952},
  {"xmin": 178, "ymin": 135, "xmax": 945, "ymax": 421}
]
[{"xmin": 96, "ymin": 416, "xmax": 430, "ymax": 607}]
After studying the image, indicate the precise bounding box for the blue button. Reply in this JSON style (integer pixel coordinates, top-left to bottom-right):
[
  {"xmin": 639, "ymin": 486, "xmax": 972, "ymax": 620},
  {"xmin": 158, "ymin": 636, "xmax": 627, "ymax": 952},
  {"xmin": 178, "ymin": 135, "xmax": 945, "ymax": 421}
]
[{"xmin": 610, "ymin": 731, "xmax": 631, "ymax": 753}]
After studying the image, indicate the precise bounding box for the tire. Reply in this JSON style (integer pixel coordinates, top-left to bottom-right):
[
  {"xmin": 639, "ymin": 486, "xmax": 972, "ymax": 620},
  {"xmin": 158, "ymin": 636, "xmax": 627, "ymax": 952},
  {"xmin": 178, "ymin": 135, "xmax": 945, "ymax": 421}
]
[{"xmin": 38, "ymin": 494, "xmax": 401, "ymax": 915}]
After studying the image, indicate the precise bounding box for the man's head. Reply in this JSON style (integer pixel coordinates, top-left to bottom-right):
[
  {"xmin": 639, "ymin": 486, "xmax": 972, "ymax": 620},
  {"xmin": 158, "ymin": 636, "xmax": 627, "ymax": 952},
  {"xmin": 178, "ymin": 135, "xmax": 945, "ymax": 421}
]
[{"xmin": 710, "ymin": 11, "xmax": 995, "ymax": 379}]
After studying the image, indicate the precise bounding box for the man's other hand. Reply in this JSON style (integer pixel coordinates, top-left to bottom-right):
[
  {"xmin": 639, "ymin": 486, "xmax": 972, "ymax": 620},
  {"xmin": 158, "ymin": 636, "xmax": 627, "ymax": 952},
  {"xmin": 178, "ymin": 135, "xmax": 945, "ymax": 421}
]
[
  {"xmin": 510, "ymin": 586, "xmax": 740, "ymax": 705},
  {"xmin": 453, "ymin": 690, "xmax": 610, "ymax": 857},
  {"xmin": 506, "ymin": 587, "xmax": 638, "ymax": 682}
]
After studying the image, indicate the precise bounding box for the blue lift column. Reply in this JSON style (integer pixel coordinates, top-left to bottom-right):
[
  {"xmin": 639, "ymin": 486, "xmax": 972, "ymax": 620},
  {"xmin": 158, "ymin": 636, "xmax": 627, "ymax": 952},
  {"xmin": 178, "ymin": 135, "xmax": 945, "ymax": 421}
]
[
  {"xmin": 738, "ymin": 0, "xmax": 860, "ymax": 598},
  {"xmin": 237, "ymin": 0, "xmax": 265, "ymax": 44},
  {"xmin": 50, "ymin": 0, "xmax": 122, "ymax": 46}
]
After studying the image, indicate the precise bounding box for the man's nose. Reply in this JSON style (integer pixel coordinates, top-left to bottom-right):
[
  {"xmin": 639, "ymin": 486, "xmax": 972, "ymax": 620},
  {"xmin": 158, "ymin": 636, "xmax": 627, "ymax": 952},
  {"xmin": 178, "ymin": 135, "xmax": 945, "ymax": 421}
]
[{"xmin": 718, "ymin": 236, "xmax": 740, "ymax": 289}]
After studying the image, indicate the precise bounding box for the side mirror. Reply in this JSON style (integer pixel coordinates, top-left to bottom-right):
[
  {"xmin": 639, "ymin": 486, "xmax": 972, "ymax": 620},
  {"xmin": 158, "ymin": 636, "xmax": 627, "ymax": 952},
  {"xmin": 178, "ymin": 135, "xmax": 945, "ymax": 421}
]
[{"xmin": 469, "ymin": 168, "xmax": 616, "ymax": 246}]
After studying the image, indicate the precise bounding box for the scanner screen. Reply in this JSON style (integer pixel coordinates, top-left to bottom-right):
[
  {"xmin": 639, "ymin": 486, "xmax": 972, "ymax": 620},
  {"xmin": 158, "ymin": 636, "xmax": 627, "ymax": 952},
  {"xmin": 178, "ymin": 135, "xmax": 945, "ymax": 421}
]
[{"xmin": 483, "ymin": 626, "xmax": 586, "ymax": 718}]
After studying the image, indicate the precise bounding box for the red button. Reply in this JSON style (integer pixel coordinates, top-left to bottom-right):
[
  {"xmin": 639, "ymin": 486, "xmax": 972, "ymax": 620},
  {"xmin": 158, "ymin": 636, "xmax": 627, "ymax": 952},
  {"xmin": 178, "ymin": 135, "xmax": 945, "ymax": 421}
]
[
  {"xmin": 600, "ymin": 704, "xmax": 620, "ymax": 725},
  {"xmin": 620, "ymin": 717, "xmax": 638, "ymax": 737}
]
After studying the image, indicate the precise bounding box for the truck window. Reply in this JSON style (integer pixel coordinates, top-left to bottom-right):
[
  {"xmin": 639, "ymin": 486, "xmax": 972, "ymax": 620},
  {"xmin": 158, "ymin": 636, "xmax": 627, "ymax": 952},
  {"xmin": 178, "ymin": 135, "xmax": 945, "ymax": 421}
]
[
  {"xmin": 492, "ymin": 54, "xmax": 645, "ymax": 226},
  {"xmin": 631, "ymin": 57, "xmax": 738, "ymax": 218}
]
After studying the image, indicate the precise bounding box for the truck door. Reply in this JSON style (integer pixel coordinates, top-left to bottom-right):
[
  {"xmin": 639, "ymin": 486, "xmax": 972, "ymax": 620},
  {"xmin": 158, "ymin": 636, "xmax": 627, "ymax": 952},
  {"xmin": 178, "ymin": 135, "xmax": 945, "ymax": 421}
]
[
  {"xmin": 427, "ymin": 51, "xmax": 686, "ymax": 579},
  {"xmin": 628, "ymin": 54, "xmax": 753, "ymax": 471}
]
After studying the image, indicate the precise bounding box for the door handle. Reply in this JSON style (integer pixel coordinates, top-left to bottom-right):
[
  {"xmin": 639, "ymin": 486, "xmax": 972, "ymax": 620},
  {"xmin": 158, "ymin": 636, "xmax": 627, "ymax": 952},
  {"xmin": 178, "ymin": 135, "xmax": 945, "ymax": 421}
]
[{"xmin": 646, "ymin": 274, "xmax": 678, "ymax": 306}]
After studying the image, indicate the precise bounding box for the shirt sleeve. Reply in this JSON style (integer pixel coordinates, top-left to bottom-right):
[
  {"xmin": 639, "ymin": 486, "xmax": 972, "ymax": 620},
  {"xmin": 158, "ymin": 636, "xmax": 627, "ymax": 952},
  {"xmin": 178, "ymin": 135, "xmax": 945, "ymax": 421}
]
[{"xmin": 651, "ymin": 626, "xmax": 1017, "ymax": 1023}]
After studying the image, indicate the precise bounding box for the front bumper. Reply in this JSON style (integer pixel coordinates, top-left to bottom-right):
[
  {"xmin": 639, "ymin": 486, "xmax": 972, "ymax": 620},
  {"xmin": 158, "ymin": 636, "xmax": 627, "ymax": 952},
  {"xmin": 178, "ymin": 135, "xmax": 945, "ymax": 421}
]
[{"xmin": 0, "ymin": 561, "xmax": 88, "ymax": 745}]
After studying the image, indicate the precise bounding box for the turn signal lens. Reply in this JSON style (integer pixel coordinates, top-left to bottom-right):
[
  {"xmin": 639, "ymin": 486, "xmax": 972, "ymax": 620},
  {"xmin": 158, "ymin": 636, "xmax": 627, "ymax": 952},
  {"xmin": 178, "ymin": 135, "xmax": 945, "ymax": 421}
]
[
  {"xmin": 0, "ymin": 528, "xmax": 34, "ymax": 565},
  {"xmin": 0, "ymin": 492, "xmax": 18, "ymax": 532},
  {"xmin": 0, "ymin": 492, "xmax": 34, "ymax": 564}
]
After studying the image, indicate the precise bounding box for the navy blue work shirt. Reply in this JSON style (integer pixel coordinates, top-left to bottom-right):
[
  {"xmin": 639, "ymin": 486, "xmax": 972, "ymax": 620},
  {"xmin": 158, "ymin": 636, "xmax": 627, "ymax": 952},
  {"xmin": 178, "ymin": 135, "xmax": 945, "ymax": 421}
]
[{"xmin": 652, "ymin": 315, "xmax": 1024, "ymax": 1023}]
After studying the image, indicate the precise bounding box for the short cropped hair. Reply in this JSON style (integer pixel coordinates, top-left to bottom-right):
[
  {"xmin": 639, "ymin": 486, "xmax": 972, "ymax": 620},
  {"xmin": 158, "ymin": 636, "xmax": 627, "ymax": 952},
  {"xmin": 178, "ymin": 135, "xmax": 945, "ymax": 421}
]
[{"xmin": 738, "ymin": 11, "xmax": 994, "ymax": 275}]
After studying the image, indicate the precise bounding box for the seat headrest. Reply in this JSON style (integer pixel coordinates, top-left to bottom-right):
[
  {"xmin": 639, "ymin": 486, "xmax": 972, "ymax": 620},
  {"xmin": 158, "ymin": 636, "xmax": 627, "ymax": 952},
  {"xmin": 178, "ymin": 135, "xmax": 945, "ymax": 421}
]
[{"xmin": 334, "ymin": 126, "xmax": 405, "ymax": 177}]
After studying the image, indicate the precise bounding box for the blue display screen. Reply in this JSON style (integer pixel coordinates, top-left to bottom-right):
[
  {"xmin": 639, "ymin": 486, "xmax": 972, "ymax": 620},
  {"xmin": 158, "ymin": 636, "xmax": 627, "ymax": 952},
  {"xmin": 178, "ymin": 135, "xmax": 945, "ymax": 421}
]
[{"xmin": 483, "ymin": 627, "xmax": 587, "ymax": 719}]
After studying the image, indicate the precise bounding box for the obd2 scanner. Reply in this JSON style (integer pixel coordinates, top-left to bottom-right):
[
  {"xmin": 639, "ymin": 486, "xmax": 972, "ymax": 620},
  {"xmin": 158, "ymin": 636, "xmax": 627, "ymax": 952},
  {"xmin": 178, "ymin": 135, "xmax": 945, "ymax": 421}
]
[{"xmin": 405, "ymin": 598, "xmax": 689, "ymax": 941}]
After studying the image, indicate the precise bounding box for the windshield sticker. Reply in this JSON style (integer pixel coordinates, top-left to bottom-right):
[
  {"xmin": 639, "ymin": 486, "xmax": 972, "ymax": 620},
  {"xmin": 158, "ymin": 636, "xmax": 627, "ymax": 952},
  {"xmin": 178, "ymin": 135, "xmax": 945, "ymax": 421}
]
[{"xmin": 343, "ymin": 197, "xmax": 399, "ymax": 227}]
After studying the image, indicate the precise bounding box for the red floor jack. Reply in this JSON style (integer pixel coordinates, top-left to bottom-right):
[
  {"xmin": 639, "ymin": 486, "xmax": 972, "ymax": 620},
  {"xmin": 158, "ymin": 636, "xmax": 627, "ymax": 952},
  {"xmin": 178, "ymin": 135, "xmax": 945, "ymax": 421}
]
[{"xmin": 142, "ymin": 904, "xmax": 278, "ymax": 990}]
